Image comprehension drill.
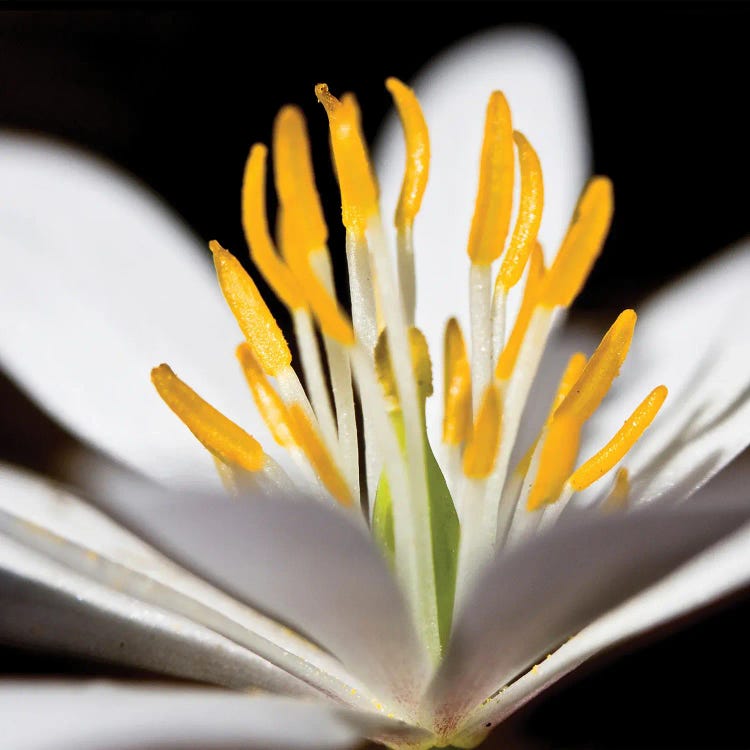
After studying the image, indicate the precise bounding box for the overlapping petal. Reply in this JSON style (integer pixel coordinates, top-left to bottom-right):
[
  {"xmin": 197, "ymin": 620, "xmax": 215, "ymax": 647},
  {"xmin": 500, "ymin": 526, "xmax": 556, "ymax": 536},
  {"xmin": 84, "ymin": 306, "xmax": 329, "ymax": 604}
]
[
  {"xmin": 0, "ymin": 681, "xmax": 367, "ymax": 750},
  {"xmin": 0, "ymin": 133, "xmax": 277, "ymax": 490}
]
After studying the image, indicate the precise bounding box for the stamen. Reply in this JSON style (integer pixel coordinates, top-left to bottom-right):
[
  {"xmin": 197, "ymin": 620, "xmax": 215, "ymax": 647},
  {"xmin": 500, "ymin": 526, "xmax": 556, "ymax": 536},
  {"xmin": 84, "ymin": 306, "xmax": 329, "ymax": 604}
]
[
  {"xmin": 241, "ymin": 144, "xmax": 307, "ymax": 311},
  {"xmin": 467, "ymin": 92, "xmax": 514, "ymax": 266},
  {"xmin": 442, "ymin": 318, "xmax": 472, "ymax": 446},
  {"xmin": 315, "ymin": 85, "xmax": 379, "ymax": 240},
  {"xmin": 287, "ymin": 403, "xmax": 353, "ymax": 507},
  {"xmin": 602, "ymin": 467, "xmax": 631, "ymax": 511},
  {"xmin": 494, "ymin": 243, "xmax": 545, "ymax": 381},
  {"xmin": 555, "ymin": 309, "xmax": 636, "ymax": 424},
  {"xmin": 375, "ymin": 328, "xmax": 433, "ymax": 408},
  {"xmin": 272, "ymin": 107, "xmax": 355, "ymax": 346},
  {"xmin": 387, "ymin": 77, "xmax": 430, "ymax": 325},
  {"xmin": 386, "ymin": 77, "xmax": 430, "ymax": 231},
  {"xmin": 525, "ymin": 310, "xmax": 637, "ymax": 510},
  {"xmin": 569, "ymin": 385, "xmax": 667, "ymax": 491},
  {"xmin": 209, "ymin": 241, "xmax": 291, "ymax": 376},
  {"xmin": 462, "ymin": 384, "xmax": 502, "ymax": 479},
  {"xmin": 236, "ymin": 343, "xmax": 352, "ymax": 507},
  {"xmin": 151, "ymin": 364, "xmax": 265, "ymax": 472},
  {"xmin": 496, "ymin": 131, "xmax": 544, "ymax": 290},
  {"xmin": 539, "ymin": 177, "xmax": 614, "ymax": 309}
]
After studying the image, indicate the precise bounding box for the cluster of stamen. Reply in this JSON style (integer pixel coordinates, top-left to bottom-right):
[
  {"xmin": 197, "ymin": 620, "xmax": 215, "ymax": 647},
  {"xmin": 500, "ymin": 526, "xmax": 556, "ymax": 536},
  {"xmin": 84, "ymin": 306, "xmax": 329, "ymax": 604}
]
[{"xmin": 151, "ymin": 79, "xmax": 667, "ymax": 662}]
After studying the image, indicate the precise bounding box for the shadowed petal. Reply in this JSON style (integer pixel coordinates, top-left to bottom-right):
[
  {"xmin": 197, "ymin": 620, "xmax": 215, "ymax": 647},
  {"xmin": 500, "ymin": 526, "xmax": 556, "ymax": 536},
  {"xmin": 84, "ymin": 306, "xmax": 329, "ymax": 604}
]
[
  {"xmin": 93, "ymin": 484, "xmax": 430, "ymax": 717},
  {"xmin": 428, "ymin": 503, "xmax": 750, "ymax": 737},
  {"xmin": 0, "ymin": 462, "xmax": 372, "ymax": 707},
  {"xmin": 0, "ymin": 534, "xmax": 308, "ymax": 696},
  {"xmin": 457, "ymin": 473, "xmax": 750, "ymax": 738},
  {"xmin": 0, "ymin": 133, "xmax": 280, "ymax": 490},
  {"xmin": 375, "ymin": 29, "xmax": 590, "ymax": 440},
  {"xmin": 0, "ymin": 681, "xmax": 367, "ymax": 750},
  {"xmin": 577, "ymin": 240, "xmax": 750, "ymax": 506}
]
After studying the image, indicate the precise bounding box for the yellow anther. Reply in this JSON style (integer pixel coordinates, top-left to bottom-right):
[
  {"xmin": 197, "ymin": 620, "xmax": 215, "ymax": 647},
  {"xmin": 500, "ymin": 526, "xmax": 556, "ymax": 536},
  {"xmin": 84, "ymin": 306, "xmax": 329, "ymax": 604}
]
[
  {"xmin": 375, "ymin": 327, "xmax": 433, "ymax": 407},
  {"xmin": 385, "ymin": 77, "xmax": 430, "ymax": 228},
  {"xmin": 467, "ymin": 91, "xmax": 514, "ymax": 266},
  {"xmin": 494, "ymin": 243, "xmax": 545, "ymax": 381},
  {"xmin": 526, "ymin": 412, "xmax": 581, "ymax": 510},
  {"xmin": 515, "ymin": 351, "xmax": 587, "ymax": 476},
  {"xmin": 496, "ymin": 131, "xmax": 544, "ymax": 289},
  {"xmin": 272, "ymin": 105, "xmax": 328, "ymax": 260},
  {"xmin": 569, "ymin": 385, "xmax": 668, "ymax": 491},
  {"xmin": 315, "ymin": 84, "xmax": 379, "ymax": 238},
  {"xmin": 241, "ymin": 145, "xmax": 307, "ymax": 311},
  {"xmin": 209, "ymin": 241, "xmax": 291, "ymax": 375},
  {"xmin": 236, "ymin": 343, "xmax": 295, "ymax": 447},
  {"xmin": 556, "ymin": 310, "xmax": 636, "ymax": 425},
  {"xmin": 443, "ymin": 318, "xmax": 472, "ymax": 445},
  {"xmin": 540, "ymin": 177, "xmax": 614, "ymax": 308},
  {"xmin": 151, "ymin": 364, "xmax": 265, "ymax": 472},
  {"xmin": 462, "ymin": 383, "xmax": 502, "ymax": 478},
  {"xmin": 602, "ymin": 467, "xmax": 631, "ymax": 512},
  {"xmin": 287, "ymin": 403, "xmax": 353, "ymax": 507}
]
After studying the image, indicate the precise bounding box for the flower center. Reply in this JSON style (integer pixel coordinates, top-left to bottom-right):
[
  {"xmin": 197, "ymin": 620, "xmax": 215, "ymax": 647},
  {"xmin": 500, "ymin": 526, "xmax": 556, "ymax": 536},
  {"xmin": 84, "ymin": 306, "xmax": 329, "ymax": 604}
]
[{"xmin": 150, "ymin": 80, "xmax": 667, "ymax": 663}]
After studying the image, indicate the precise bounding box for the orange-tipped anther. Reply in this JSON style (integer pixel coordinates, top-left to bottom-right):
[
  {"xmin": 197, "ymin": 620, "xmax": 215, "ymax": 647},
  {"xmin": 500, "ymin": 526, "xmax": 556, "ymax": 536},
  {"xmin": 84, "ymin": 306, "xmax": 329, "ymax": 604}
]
[
  {"xmin": 209, "ymin": 241, "xmax": 291, "ymax": 375},
  {"xmin": 315, "ymin": 84, "xmax": 379, "ymax": 238},
  {"xmin": 569, "ymin": 385, "xmax": 667, "ymax": 491},
  {"xmin": 386, "ymin": 77, "xmax": 430, "ymax": 229},
  {"xmin": 241, "ymin": 145, "xmax": 307, "ymax": 311},
  {"xmin": 462, "ymin": 383, "xmax": 502, "ymax": 478},
  {"xmin": 602, "ymin": 467, "xmax": 631, "ymax": 511},
  {"xmin": 496, "ymin": 131, "xmax": 544, "ymax": 289},
  {"xmin": 151, "ymin": 364, "xmax": 265, "ymax": 472},
  {"xmin": 443, "ymin": 318, "xmax": 472, "ymax": 445},
  {"xmin": 467, "ymin": 92, "xmax": 514, "ymax": 266},
  {"xmin": 540, "ymin": 177, "xmax": 613, "ymax": 308}
]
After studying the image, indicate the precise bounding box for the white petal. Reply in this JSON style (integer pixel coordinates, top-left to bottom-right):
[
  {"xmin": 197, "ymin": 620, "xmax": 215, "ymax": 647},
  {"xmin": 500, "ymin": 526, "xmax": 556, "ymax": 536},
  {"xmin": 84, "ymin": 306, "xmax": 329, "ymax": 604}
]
[
  {"xmin": 0, "ymin": 534, "xmax": 307, "ymax": 695},
  {"xmin": 0, "ymin": 133, "xmax": 280, "ymax": 489},
  {"xmin": 0, "ymin": 681, "xmax": 365, "ymax": 750},
  {"xmin": 459, "ymin": 475, "xmax": 750, "ymax": 738},
  {"xmin": 428, "ymin": 504, "xmax": 750, "ymax": 735},
  {"xmin": 576, "ymin": 240, "xmax": 750, "ymax": 505},
  {"xmin": 0, "ymin": 462, "xmax": 372, "ymax": 707},
  {"xmin": 106, "ymin": 485, "xmax": 430, "ymax": 716},
  {"xmin": 375, "ymin": 29, "xmax": 590, "ymax": 440}
]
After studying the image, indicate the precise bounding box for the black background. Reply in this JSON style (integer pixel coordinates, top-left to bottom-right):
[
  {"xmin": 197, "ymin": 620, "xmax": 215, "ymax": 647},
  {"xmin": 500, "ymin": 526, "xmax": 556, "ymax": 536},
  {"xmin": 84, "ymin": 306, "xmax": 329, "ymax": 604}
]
[{"xmin": 0, "ymin": 3, "xmax": 748, "ymax": 748}]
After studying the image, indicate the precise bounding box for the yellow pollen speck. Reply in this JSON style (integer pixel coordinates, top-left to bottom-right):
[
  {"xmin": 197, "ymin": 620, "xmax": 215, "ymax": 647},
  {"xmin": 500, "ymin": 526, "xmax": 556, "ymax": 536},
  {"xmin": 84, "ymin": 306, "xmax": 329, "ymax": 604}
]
[
  {"xmin": 386, "ymin": 76, "xmax": 430, "ymax": 228},
  {"xmin": 462, "ymin": 383, "xmax": 502, "ymax": 478},
  {"xmin": 316, "ymin": 84, "xmax": 379, "ymax": 238},
  {"xmin": 151, "ymin": 364, "xmax": 265, "ymax": 472},
  {"xmin": 443, "ymin": 318, "xmax": 472, "ymax": 445},
  {"xmin": 209, "ymin": 241, "xmax": 291, "ymax": 376},
  {"xmin": 467, "ymin": 91, "xmax": 514, "ymax": 266}
]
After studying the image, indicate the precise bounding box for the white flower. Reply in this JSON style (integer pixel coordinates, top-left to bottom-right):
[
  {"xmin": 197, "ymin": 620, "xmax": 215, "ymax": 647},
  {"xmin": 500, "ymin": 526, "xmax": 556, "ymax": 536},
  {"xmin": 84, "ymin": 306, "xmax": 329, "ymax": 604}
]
[{"xmin": 1, "ymin": 29, "xmax": 749, "ymax": 750}]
